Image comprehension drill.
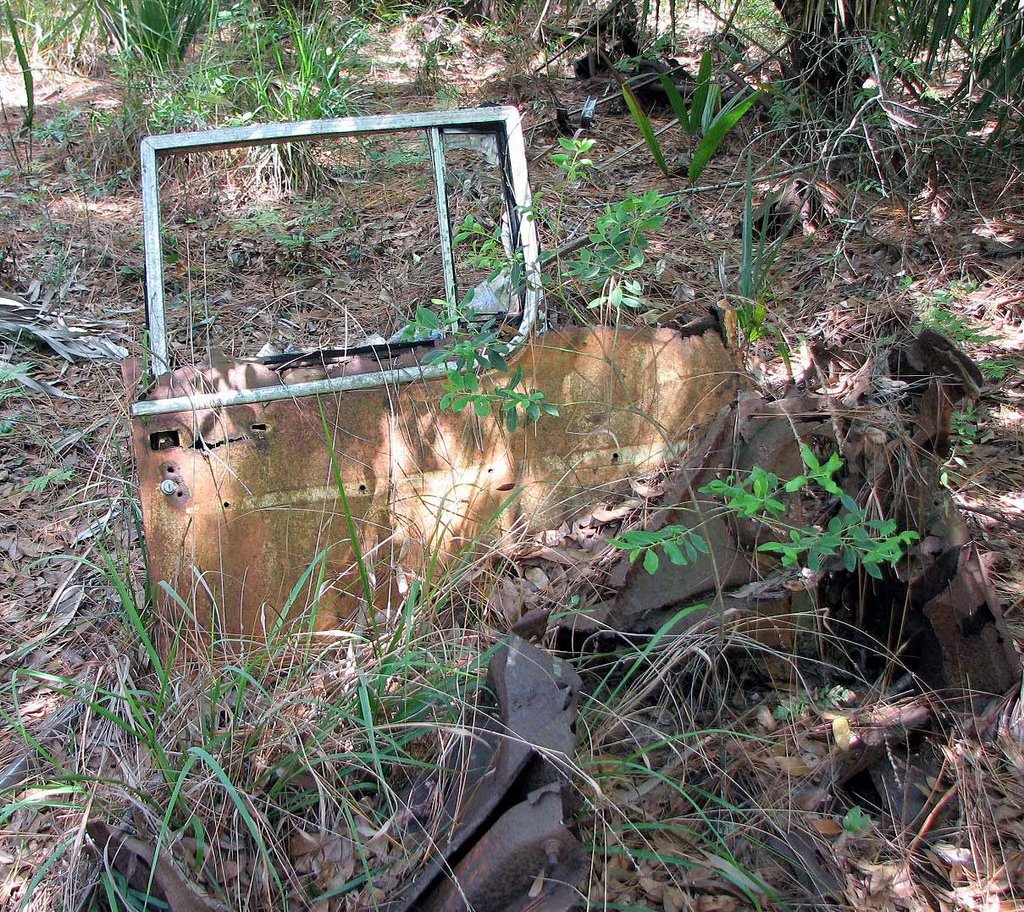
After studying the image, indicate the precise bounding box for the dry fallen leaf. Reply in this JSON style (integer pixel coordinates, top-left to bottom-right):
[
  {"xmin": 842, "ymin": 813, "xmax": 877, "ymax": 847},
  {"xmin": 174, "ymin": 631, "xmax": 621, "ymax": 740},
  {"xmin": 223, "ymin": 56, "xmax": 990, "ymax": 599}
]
[
  {"xmin": 696, "ymin": 895, "xmax": 738, "ymax": 911},
  {"xmin": 663, "ymin": 885, "xmax": 689, "ymax": 912},
  {"xmin": 487, "ymin": 577, "xmax": 524, "ymax": 623},
  {"xmin": 810, "ymin": 817, "xmax": 844, "ymax": 837},
  {"xmin": 755, "ymin": 704, "xmax": 776, "ymax": 731},
  {"xmin": 86, "ymin": 821, "xmax": 230, "ymax": 912},
  {"xmin": 524, "ymin": 566, "xmax": 550, "ymax": 590},
  {"xmin": 528, "ymin": 871, "xmax": 545, "ymax": 898},
  {"xmin": 770, "ymin": 755, "xmax": 813, "ymax": 775},
  {"xmin": 639, "ymin": 873, "xmax": 664, "ymax": 902},
  {"xmin": 591, "ymin": 500, "xmax": 641, "ymax": 525},
  {"xmin": 832, "ymin": 716, "xmax": 855, "ymax": 750}
]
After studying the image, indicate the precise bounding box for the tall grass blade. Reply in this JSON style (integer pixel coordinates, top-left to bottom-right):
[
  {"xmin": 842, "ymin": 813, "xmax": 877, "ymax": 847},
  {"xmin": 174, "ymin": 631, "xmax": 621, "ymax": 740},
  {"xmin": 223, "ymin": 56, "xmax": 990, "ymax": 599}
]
[
  {"xmin": 4, "ymin": 3, "xmax": 33, "ymax": 132},
  {"xmin": 270, "ymin": 545, "xmax": 333, "ymax": 638},
  {"xmin": 318, "ymin": 401, "xmax": 378, "ymax": 638},
  {"xmin": 98, "ymin": 544, "xmax": 168, "ymax": 689},
  {"xmin": 621, "ymin": 83, "xmax": 671, "ymax": 177},
  {"xmin": 689, "ymin": 91, "xmax": 762, "ymax": 182},
  {"xmin": 94, "ymin": 0, "xmax": 211, "ymax": 67},
  {"xmin": 188, "ymin": 745, "xmax": 283, "ymax": 893},
  {"xmin": 740, "ymin": 163, "xmax": 754, "ymax": 300},
  {"xmin": 690, "ymin": 51, "xmax": 715, "ymax": 136},
  {"xmin": 658, "ymin": 72, "xmax": 692, "ymax": 133}
]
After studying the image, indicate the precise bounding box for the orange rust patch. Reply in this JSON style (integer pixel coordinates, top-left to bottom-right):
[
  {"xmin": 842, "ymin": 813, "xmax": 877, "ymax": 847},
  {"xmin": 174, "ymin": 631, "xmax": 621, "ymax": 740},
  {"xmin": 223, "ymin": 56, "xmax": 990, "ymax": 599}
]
[{"xmin": 130, "ymin": 326, "xmax": 739, "ymax": 651}]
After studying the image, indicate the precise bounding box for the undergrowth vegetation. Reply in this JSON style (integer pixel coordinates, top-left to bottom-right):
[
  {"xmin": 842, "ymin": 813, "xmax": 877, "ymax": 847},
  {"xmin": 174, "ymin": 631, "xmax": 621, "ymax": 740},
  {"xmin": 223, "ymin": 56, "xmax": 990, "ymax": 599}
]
[{"xmin": 1, "ymin": 0, "xmax": 1024, "ymax": 910}]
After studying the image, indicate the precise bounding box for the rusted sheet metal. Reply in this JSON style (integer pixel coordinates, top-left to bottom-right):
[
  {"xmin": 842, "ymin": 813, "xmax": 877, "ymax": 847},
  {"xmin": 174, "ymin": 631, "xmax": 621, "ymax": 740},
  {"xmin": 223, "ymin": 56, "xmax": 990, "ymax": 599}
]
[
  {"xmin": 131, "ymin": 326, "xmax": 738, "ymax": 647},
  {"xmin": 386, "ymin": 635, "xmax": 585, "ymax": 912}
]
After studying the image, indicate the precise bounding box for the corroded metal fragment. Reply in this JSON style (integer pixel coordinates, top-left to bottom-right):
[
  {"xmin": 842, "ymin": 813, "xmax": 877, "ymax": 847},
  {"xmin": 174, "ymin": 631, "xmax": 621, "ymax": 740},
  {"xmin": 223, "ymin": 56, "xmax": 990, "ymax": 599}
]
[{"xmin": 129, "ymin": 326, "xmax": 738, "ymax": 647}]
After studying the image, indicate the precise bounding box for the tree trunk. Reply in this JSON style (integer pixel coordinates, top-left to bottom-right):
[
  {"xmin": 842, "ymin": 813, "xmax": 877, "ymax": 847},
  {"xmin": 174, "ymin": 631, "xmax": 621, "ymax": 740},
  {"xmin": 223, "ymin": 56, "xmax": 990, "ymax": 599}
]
[{"xmin": 772, "ymin": 0, "xmax": 872, "ymax": 102}]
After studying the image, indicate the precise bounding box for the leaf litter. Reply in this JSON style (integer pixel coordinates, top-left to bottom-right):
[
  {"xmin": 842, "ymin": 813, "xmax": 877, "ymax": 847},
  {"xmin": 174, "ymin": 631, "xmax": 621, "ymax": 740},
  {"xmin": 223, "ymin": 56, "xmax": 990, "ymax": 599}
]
[{"xmin": 1, "ymin": 28, "xmax": 1024, "ymax": 912}]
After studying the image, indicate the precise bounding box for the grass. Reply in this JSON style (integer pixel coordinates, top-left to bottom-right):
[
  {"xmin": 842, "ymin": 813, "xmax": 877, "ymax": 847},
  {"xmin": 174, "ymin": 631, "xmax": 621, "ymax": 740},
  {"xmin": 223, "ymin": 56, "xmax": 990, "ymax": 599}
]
[
  {"xmin": 0, "ymin": 436, "xmax": 813, "ymax": 911},
  {"xmin": 2, "ymin": 550, "xmax": 496, "ymax": 909},
  {"xmin": 93, "ymin": 0, "xmax": 214, "ymax": 68}
]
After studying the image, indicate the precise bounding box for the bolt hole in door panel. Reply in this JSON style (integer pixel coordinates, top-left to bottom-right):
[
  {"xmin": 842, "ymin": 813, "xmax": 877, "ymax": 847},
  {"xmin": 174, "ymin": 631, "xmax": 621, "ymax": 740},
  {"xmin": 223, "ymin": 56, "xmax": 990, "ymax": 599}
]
[{"xmin": 127, "ymin": 108, "xmax": 739, "ymax": 652}]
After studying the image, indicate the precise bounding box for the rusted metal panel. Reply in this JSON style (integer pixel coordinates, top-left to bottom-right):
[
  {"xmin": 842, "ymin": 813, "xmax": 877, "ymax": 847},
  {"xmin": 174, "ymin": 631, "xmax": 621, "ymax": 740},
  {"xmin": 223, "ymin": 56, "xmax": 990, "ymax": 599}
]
[{"xmin": 131, "ymin": 326, "xmax": 739, "ymax": 647}]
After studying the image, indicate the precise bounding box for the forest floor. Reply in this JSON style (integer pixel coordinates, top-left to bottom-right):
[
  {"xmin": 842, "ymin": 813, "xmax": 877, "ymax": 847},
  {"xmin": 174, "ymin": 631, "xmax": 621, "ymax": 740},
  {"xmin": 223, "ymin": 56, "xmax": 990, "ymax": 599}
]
[{"xmin": 1, "ymin": 15, "xmax": 1024, "ymax": 912}]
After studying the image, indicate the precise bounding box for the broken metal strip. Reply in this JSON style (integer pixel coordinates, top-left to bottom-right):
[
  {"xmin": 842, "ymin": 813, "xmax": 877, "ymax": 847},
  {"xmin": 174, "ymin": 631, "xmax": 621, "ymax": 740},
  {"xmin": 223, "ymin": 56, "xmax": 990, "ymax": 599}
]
[
  {"xmin": 139, "ymin": 106, "xmax": 539, "ymax": 380},
  {"xmin": 131, "ymin": 360, "xmax": 455, "ymax": 418},
  {"xmin": 427, "ymin": 127, "xmax": 458, "ymax": 320},
  {"xmin": 140, "ymin": 137, "xmax": 167, "ymax": 376},
  {"xmin": 141, "ymin": 108, "xmax": 528, "ymax": 155}
]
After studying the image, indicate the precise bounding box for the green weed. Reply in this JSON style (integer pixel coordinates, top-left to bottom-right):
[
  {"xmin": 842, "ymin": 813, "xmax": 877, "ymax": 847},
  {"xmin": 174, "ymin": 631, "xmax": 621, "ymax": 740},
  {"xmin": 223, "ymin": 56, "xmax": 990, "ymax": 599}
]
[
  {"xmin": 621, "ymin": 52, "xmax": 762, "ymax": 181},
  {"xmin": 843, "ymin": 805, "xmax": 873, "ymax": 833},
  {"xmin": 611, "ymin": 444, "xmax": 919, "ymax": 580},
  {"xmin": 568, "ymin": 189, "xmax": 672, "ymax": 315},
  {"xmin": 0, "ymin": 360, "xmax": 32, "ymax": 436},
  {"xmin": 3, "ymin": 2, "xmax": 34, "ymax": 132},
  {"xmin": 94, "ymin": 0, "xmax": 214, "ymax": 68},
  {"xmin": 550, "ymin": 136, "xmax": 595, "ymax": 183},
  {"xmin": 404, "ymin": 302, "xmax": 559, "ymax": 431},
  {"xmin": 979, "ymin": 358, "xmax": 1016, "ymax": 380},
  {"xmin": 919, "ymin": 303, "xmax": 998, "ymax": 345},
  {"xmin": 951, "ymin": 404, "xmax": 979, "ymax": 447},
  {"xmin": 237, "ymin": 8, "xmax": 367, "ymax": 188},
  {"xmin": 4, "ymin": 521, "xmax": 500, "ymax": 910},
  {"xmin": 20, "ymin": 467, "xmax": 73, "ymax": 493}
]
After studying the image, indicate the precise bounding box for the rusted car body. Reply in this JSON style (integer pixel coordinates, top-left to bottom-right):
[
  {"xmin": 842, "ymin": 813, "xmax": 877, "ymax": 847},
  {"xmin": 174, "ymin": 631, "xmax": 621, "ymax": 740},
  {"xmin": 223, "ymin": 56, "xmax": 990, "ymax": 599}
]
[{"xmin": 127, "ymin": 108, "xmax": 738, "ymax": 649}]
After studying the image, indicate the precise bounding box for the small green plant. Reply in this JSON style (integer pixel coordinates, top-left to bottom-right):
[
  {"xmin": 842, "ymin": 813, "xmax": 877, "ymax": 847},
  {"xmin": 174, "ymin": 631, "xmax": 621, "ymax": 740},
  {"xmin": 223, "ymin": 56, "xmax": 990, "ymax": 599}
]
[
  {"xmin": 21, "ymin": 467, "xmax": 74, "ymax": 493},
  {"xmin": 951, "ymin": 405, "xmax": 979, "ymax": 448},
  {"xmin": 0, "ymin": 360, "xmax": 35, "ymax": 434},
  {"xmin": 621, "ymin": 52, "xmax": 762, "ymax": 181},
  {"xmin": 238, "ymin": 9, "xmax": 367, "ymax": 188},
  {"xmin": 818, "ymin": 684, "xmax": 857, "ymax": 707},
  {"xmin": 979, "ymin": 358, "xmax": 1015, "ymax": 380},
  {"xmin": 550, "ymin": 136, "xmax": 595, "ymax": 182},
  {"xmin": 773, "ymin": 696, "xmax": 812, "ymax": 721},
  {"xmin": 94, "ymin": 0, "xmax": 213, "ymax": 68},
  {"xmin": 611, "ymin": 445, "xmax": 919, "ymax": 579},
  {"xmin": 241, "ymin": 10, "xmax": 367, "ymax": 122},
  {"xmin": 729, "ymin": 160, "xmax": 795, "ymax": 346},
  {"xmin": 568, "ymin": 189, "xmax": 672, "ymax": 313},
  {"xmin": 609, "ymin": 524, "xmax": 711, "ymax": 574},
  {"xmin": 453, "ymin": 215, "xmax": 513, "ymax": 276},
  {"xmin": 758, "ymin": 510, "xmax": 919, "ymax": 578},
  {"xmin": 919, "ymin": 304, "xmax": 998, "ymax": 345},
  {"xmin": 404, "ymin": 303, "xmax": 559, "ymax": 432},
  {"xmin": 35, "ymin": 107, "xmax": 87, "ymax": 146},
  {"xmin": 842, "ymin": 805, "xmax": 873, "ymax": 833},
  {"xmin": 702, "ymin": 461, "xmax": 798, "ymax": 516}
]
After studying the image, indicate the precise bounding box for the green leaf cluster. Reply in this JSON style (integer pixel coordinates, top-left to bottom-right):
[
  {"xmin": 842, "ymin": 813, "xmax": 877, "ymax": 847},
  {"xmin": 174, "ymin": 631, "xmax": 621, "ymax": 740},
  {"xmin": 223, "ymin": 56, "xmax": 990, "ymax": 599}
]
[
  {"xmin": 550, "ymin": 137, "xmax": 595, "ymax": 182},
  {"xmin": 0, "ymin": 360, "xmax": 32, "ymax": 435},
  {"xmin": 570, "ymin": 189, "xmax": 672, "ymax": 282},
  {"xmin": 612, "ymin": 445, "xmax": 919, "ymax": 579},
  {"xmin": 409, "ymin": 302, "xmax": 558, "ymax": 433},
  {"xmin": 453, "ymin": 214, "xmax": 514, "ymax": 276},
  {"xmin": 568, "ymin": 190, "xmax": 671, "ymax": 313},
  {"xmin": 609, "ymin": 524, "xmax": 710, "ymax": 575},
  {"xmin": 758, "ymin": 512, "xmax": 919, "ymax": 578},
  {"xmin": 622, "ymin": 52, "xmax": 762, "ymax": 181},
  {"xmin": 705, "ymin": 445, "xmax": 919, "ymax": 579}
]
